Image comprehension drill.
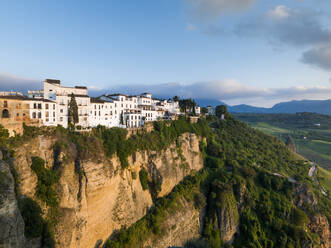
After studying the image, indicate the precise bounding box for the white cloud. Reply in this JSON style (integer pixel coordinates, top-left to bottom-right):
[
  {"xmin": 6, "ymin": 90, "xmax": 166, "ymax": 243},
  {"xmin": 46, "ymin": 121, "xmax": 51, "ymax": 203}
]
[
  {"xmin": 267, "ymin": 5, "xmax": 290, "ymax": 20},
  {"xmin": 100, "ymin": 80, "xmax": 331, "ymax": 107},
  {"xmin": 0, "ymin": 73, "xmax": 41, "ymax": 92}
]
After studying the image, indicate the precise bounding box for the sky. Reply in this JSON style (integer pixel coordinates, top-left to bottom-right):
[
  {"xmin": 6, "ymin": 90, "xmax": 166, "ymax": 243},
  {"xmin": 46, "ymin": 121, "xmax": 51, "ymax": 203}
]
[{"xmin": 0, "ymin": 0, "xmax": 331, "ymax": 107}]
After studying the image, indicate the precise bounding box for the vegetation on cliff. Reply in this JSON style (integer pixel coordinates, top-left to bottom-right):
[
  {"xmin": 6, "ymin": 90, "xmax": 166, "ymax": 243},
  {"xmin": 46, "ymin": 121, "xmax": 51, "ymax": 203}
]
[
  {"xmin": 0, "ymin": 111, "xmax": 330, "ymax": 247},
  {"xmin": 105, "ymin": 112, "xmax": 330, "ymax": 248}
]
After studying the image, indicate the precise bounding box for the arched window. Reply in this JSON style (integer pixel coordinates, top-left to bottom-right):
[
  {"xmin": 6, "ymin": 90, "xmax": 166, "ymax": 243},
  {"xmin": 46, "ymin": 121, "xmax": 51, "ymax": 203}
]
[{"xmin": 2, "ymin": 109, "xmax": 10, "ymax": 118}]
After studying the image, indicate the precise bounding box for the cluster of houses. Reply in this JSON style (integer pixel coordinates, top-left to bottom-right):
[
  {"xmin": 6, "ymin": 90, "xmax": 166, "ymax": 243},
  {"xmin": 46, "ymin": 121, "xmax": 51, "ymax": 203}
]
[{"xmin": 0, "ymin": 79, "xmax": 201, "ymax": 135}]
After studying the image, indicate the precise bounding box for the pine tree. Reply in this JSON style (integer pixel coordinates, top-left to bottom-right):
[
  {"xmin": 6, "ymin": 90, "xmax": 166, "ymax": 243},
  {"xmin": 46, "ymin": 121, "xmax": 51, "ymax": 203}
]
[
  {"xmin": 68, "ymin": 93, "xmax": 79, "ymax": 126},
  {"xmin": 120, "ymin": 112, "xmax": 124, "ymax": 125}
]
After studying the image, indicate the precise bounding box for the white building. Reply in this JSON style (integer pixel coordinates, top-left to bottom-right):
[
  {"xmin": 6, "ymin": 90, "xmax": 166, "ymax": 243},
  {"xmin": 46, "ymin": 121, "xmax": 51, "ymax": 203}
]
[
  {"xmin": 195, "ymin": 106, "xmax": 201, "ymax": 115},
  {"xmin": 24, "ymin": 79, "xmax": 194, "ymax": 129},
  {"xmin": 29, "ymin": 99, "xmax": 57, "ymax": 126},
  {"xmin": 207, "ymin": 106, "xmax": 215, "ymax": 115}
]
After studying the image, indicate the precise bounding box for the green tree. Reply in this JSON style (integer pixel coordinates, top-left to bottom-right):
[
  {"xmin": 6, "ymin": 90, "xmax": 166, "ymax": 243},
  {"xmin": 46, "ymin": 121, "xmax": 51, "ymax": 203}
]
[
  {"xmin": 173, "ymin": 96, "xmax": 179, "ymax": 102},
  {"xmin": 68, "ymin": 93, "xmax": 79, "ymax": 126},
  {"xmin": 0, "ymin": 124, "xmax": 9, "ymax": 148},
  {"xmin": 120, "ymin": 112, "xmax": 124, "ymax": 125},
  {"xmin": 201, "ymin": 107, "xmax": 208, "ymax": 115},
  {"xmin": 215, "ymin": 105, "xmax": 228, "ymax": 118}
]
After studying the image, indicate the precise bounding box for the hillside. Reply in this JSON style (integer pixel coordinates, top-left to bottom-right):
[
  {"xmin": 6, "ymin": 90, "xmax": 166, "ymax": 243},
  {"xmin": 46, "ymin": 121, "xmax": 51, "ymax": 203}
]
[
  {"xmin": 105, "ymin": 116, "xmax": 331, "ymax": 247},
  {"xmin": 0, "ymin": 116, "xmax": 330, "ymax": 248},
  {"xmin": 234, "ymin": 113, "xmax": 331, "ymax": 172}
]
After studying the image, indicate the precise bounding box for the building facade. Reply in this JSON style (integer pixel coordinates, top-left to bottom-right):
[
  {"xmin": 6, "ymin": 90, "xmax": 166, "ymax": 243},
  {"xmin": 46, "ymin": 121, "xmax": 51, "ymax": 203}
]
[{"xmin": 0, "ymin": 79, "xmax": 201, "ymax": 135}]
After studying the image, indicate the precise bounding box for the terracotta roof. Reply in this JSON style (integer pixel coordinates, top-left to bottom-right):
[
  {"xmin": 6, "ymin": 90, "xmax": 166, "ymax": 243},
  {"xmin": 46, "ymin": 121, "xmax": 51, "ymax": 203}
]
[{"xmin": 0, "ymin": 95, "xmax": 56, "ymax": 103}]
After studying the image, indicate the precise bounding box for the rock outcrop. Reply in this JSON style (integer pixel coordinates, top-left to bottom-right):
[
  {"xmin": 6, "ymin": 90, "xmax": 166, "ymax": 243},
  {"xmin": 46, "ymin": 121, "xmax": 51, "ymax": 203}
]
[
  {"xmin": 143, "ymin": 196, "xmax": 203, "ymax": 248},
  {"xmin": 0, "ymin": 159, "xmax": 25, "ymax": 248},
  {"xmin": 207, "ymin": 182, "xmax": 239, "ymax": 244},
  {"xmin": 308, "ymin": 214, "xmax": 330, "ymax": 248},
  {"xmin": 12, "ymin": 132, "xmax": 203, "ymax": 248}
]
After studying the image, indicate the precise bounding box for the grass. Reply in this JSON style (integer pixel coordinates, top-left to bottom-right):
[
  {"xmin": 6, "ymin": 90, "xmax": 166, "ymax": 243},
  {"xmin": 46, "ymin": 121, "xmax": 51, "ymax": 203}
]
[
  {"xmin": 311, "ymin": 139, "xmax": 331, "ymax": 145},
  {"xmin": 251, "ymin": 122, "xmax": 291, "ymax": 136},
  {"xmin": 248, "ymin": 122, "xmax": 331, "ymax": 171},
  {"xmin": 317, "ymin": 166, "xmax": 331, "ymax": 194}
]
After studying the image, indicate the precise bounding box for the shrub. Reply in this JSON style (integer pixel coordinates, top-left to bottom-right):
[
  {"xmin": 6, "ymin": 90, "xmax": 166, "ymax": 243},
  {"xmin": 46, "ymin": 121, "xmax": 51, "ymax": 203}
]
[
  {"xmin": 193, "ymin": 192, "xmax": 206, "ymax": 209},
  {"xmin": 139, "ymin": 169, "xmax": 149, "ymax": 191},
  {"xmin": 31, "ymin": 156, "xmax": 59, "ymax": 207},
  {"xmin": 291, "ymin": 208, "xmax": 310, "ymax": 227},
  {"xmin": 19, "ymin": 197, "xmax": 44, "ymax": 238}
]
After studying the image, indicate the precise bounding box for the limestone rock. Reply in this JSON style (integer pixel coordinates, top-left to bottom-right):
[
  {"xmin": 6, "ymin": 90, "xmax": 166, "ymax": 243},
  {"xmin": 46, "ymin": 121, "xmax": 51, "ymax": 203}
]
[
  {"xmin": 309, "ymin": 214, "xmax": 330, "ymax": 248},
  {"xmin": 144, "ymin": 196, "xmax": 203, "ymax": 248},
  {"xmin": 0, "ymin": 160, "xmax": 25, "ymax": 248},
  {"xmin": 293, "ymin": 183, "xmax": 318, "ymax": 210},
  {"xmin": 12, "ymin": 133, "xmax": 203, "ymax": 248}
]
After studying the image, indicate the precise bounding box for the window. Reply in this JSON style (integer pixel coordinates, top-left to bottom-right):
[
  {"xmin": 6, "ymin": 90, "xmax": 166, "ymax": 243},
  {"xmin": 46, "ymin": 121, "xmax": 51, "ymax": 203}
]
[
  {"xmin": 53, "ymin": 112, "xmax": 55, "ymax": 117},
  {"xmin": 34, "ymin": 103, "xmax": 37, "ymax": 109},
  {"xmin": 38, "ymin": 103, "xmax": 42, "ymax": 109},
  {"xmin": 32, "ymin": 112, "xmax": 36, "ymax": 118},
  {"xmin": 38, "ymin": 112, "xmax": 42, "ymax": 118},
  {"xmin": 53, "ymin": 105, "xmax": 55, "ymax": 110},
  {"xmin": 60, "ymin": 117, "xmax": 63, "ymax": 121},
  {"xmin": 60, "ymin": 109, "xmax": 63, "ymax": 113},
  {"xmin": 1, "ymin": 109, "xmax": 9, "ymax": 118},
  {"xmin": 17, "ymin": 113, "xmax": 19, "ymax": 117},
  {"xmin": 46, "ymin": 104, "xmax": 49, "ymax": 109},
  {"xmin": 4, "ymin": 101, "xmax": 8, "ymax": 107},
  {"xmin": 46, "ymin": 112, "xmax": 49, "ymax": 117}
]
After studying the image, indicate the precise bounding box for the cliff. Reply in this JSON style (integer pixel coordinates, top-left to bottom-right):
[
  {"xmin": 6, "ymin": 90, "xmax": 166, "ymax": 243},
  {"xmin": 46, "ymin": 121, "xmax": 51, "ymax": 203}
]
[
  {"xmin": 0, "ymin": 154, "xmax": 25, "ymax": 248},
  {"xmin": 12, "ymin": 132, "xmax": 203, "ymax": 248}
]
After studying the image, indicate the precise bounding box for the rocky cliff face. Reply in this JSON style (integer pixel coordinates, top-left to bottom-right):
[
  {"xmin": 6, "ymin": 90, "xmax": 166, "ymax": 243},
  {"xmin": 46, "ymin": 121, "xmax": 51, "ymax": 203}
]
[
  {"xmin": 0, "ymin": 156, "xmax": 25, "ymax": 248},
  {"xmin": 309, "ymin": 214, "xmax": 330, "ymax": 248},
  {"xmin": 293, "ymin": 183, "xmax": 330, "ymax": 248},
  {"xmin": 143, "ymin": 196, "xmax": 204, "ymax": 248},
  {"xmin": 12, "ymin": 133, "xmax": 203, "ymax": 248}
]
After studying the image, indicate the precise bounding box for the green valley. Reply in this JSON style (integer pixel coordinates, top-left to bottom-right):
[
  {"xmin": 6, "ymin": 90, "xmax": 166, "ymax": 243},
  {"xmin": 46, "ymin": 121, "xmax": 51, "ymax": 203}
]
[{"xmin": 234, "ymin": 113, "xmax": 331, "ymax": 171}]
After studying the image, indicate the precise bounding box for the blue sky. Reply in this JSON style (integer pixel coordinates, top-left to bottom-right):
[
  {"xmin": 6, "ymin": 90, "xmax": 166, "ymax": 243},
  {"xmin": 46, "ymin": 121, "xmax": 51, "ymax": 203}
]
[{"xmin": 0, "ymin": 0, "xmax": 331, "ymax": 107}]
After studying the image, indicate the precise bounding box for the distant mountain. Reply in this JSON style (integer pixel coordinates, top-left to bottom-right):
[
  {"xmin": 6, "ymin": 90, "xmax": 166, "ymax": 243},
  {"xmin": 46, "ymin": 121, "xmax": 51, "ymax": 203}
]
[
  {"xmin": 271, "ymin": 100, "xmax": 331, "ymax": 115},
  {"xmin": 228, "ymin": 104, "xmax": 270, "ymax": 113},
  {"xmin": 196, "ymin": 99, "xmax": 331, "ymax": 115}
]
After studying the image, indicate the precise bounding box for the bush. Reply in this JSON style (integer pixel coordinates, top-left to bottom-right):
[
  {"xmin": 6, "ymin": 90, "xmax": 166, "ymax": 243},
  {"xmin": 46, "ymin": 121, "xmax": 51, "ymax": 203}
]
[
  {"xmin": 139, "ymin": 168, "xmax": 149, "ymax": 191},
  {"xmin": 291, "ymin": 208, "xmax": 310, "ymax": 227},
  {"xmin": 19, "ymin": 197, "xmax": 44, "ymax": 238},
  {"xmin": 193, "ymin": 192, "xmax": 206, "ymax": 209},
  {"xmin": 31, "ymin": 156, "xmax": 59, "ymax": 207}
]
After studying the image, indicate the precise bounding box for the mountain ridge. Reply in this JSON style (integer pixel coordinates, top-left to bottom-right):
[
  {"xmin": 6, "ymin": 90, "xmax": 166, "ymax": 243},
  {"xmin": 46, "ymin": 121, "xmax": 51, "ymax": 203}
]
[{"xmin": 196, "ymin": 99, "xmax": 331, "ymax": 115}]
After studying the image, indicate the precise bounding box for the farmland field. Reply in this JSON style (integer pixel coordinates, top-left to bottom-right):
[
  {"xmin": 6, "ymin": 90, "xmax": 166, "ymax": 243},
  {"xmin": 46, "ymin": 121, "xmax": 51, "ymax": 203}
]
[{"xmin": 235, "ymin": 113, "xmax": 331, "ymax": 171}]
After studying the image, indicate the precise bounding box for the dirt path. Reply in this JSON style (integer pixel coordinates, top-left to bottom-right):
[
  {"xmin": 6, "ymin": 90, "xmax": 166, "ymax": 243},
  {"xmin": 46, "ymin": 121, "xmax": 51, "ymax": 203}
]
[{"xmin": 309, "ymin": 162, "xmax": 328, "ymax": 196}]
